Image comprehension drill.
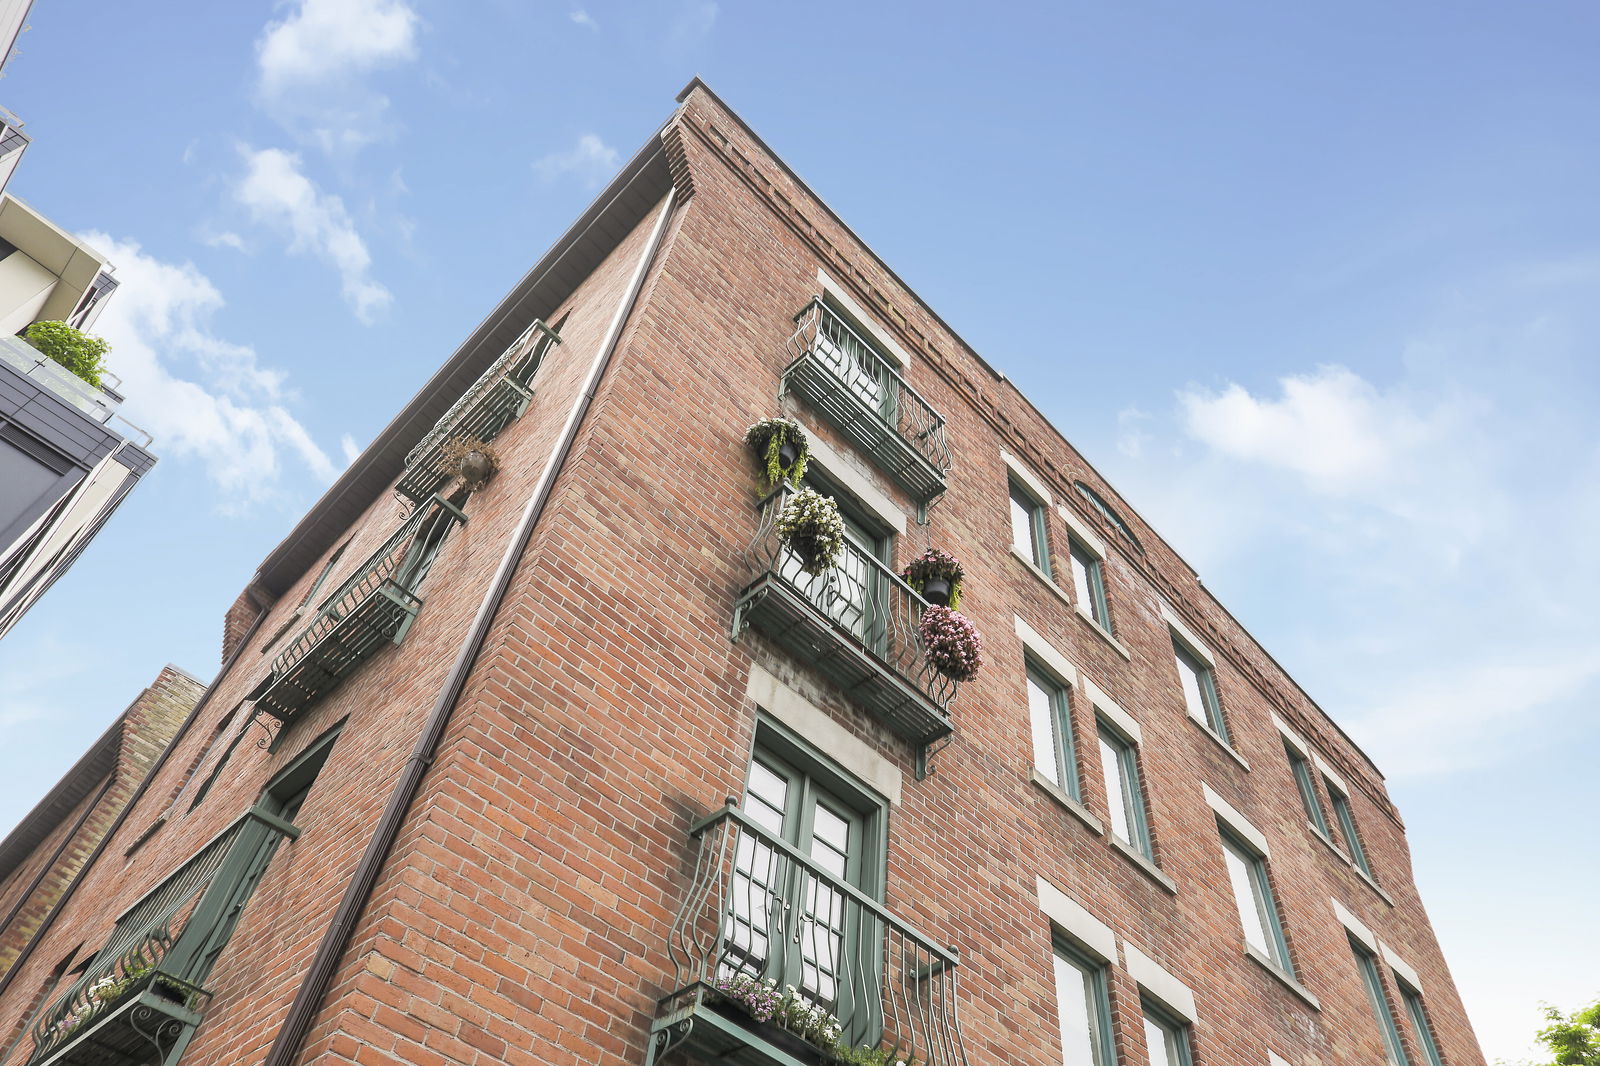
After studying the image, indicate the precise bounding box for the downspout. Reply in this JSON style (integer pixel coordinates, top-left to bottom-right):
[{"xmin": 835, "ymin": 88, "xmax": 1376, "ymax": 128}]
[
  {"xmin": 262, "ymin": 183, "xmax": 679, "ymax": 1066},
  {"xmin": 0, "ymin": 607, "xmax": 270, "ymax": 997}
]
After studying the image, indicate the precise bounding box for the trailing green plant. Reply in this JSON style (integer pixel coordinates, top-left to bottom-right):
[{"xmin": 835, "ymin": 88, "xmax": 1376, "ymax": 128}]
[
  {"xmin": 23, "ymin": 321, "xmax": 110, "ymax": 388},
  {"xmin": 900, "ymin": 548, "xmax": 966, "ymax": 609},
  {"xmin": 777, "ymin": 489, "xmax": 845, "ymax": 574},
  {"xmin": 745, "ymin": 418, "xmax": 809, "ymax": 488}
]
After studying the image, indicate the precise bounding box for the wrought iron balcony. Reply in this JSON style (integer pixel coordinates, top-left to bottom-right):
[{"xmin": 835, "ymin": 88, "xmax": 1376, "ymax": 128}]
[
  {"xmin": 648, "ymin": 804, "xmax": 970, "ymax": 1066},
  {"xmin": 784, "ymin": 300, "xmax": 951, "ymax": 504},
  {"xmin": 395, "ymin": 319, "xmax": 559, "ymax": 507},
  {"xmin": 22, "ymin": 807, "xmax": 298, "ymax": 1066},
  {"xmin": 734, "ymin": 485, "xmax": 956, "ymax": 757},
  {"xmin": 256, "ymin": 495, "xmax": 465, "ymax": 722}
]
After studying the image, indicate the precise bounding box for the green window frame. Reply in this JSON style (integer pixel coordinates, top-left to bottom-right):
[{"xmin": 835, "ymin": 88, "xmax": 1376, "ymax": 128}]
[
  {"xmin": 1285, "ymin": 744, "xmax": 1331, "ymax": 836},
  {"xmin": 1141, "ymin": 999, "xmax": 1193, "ymax": 1066},
  {"xmin": 1352, "ymin": 938, "xmax": 1411, "ymax": 1066},
  {"xmin": 731, "ymin": 716, "xmax": 888, "ymax": 1028},
  {"xmin": 1052, "ymin": 940, "xmax": 1115, "ymax": 1066},
  {"xmin": 1400, "ymin": 981, "xmax": 1445, "ymax": 1066},
  {"xmin": 1028, "ymin": 663, "xmax": 1081, "ymax": 799},
  {"xmin": 1219, "ymin": 824, "xmax": 1293, "ymax": 973},
  {"xmin": 1068, "ymin": 539, "xmax": 1112, "ymax": 631},
  {"xmin": 1327, "ymin": 780, "xmax": 1374, "ymax": 877},
  {"xmin": 1011, "ymin": 479, "xmax": 1051, "ymax": 575},
  {"xmin": 1172, "ymin": 636, "xmax": 1229, "ymax": 744},
  {"xmin": 1097, "ymin": 719, "xmax": 1152, "ymax": 859}
]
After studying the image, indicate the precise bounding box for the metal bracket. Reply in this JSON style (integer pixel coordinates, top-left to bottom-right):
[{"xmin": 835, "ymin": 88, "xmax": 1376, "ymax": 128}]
[
  {"xmin": 250, "ymin": 707, "xmax": 284, "ymax": 752},
  {"xmin": 915, "ymin": 734, "xmax": 953, "ymax": 781}
]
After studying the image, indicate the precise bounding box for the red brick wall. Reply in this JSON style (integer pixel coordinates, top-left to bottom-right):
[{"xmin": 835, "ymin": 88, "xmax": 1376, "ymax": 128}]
[{"xmin": 0, "ymin": 85, "xmax": 1483, "ymax": 1066}]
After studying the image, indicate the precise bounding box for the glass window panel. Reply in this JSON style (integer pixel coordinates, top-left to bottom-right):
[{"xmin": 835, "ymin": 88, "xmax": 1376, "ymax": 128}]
[
  {"xmin": 1053, "ymin": 949, "xmax": 1108, "ymax": 1066},
  {"xmin": 1143, "ymin": 1010, "xmax": 1189, "ymax": 1066},
  {"xmin": 1011, "ymin": 485, "xmax": 1040, "ymax": 564},
  {"xmin": 1403, "ymin": 987, "xmax": 1445, "ymax": 1066},
  {"xmin": 1099, "ymin": 732, "xmax": 1132, "ymax": 843},
  {"xmin": 1288, "ymin": 747, "xmax": 1330, "ymax": 834},
  {"xmin": 1173, "ymin": 640, "xmax": 1226, "ymax": 739},
  {"xmin": 1029, "ymin": 673, "xmax": 1061, "ymax": 783},
  {"xmin": 1223, "ymin": 839, "xmax": 1273, "ymax": 958},
  {"xmin": 1331, "ymin": 787, "xmax": 1373, "ymax": 876},
  {"xmin": 1070, "ymin": 542, "xmax": 1108, "ymax": 626},
  {"xmin": 1354, "ymin": 943, "xmax": 1410, "ymax": 1066}
]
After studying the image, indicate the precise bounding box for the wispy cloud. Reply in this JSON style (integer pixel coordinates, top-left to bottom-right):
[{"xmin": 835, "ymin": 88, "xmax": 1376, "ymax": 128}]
[
  {"xmin": 233, "ymin": 146, "xmax": 392, "ymax": 322},
  {"xmin": 570, "ymin": 8, "xmax": 598, "ymax": 30},
  {"xmin": 1104, "ymin": 260, "xmax": 1600, "ymax": 781},
  {"xmin": 203, "ymin": 230, "xmax": 248, "ymax": 252},
  {"xmin": 255, "ymin": 0, "xmax": 420, "ymax": 154},
  {"xmin": 534, "ymin": 133, "xmax": 619, "ymax": 188},
  {"xmin": 78, "ymin": 232, "xmax": 342, "ymax": 510}
]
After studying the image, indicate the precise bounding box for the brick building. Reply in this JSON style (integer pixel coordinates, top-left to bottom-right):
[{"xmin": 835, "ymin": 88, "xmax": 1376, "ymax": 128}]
[
  {"xmin": 0, "ymin": 82, "xmax": 1483, "ymax": 1066},
  {"xmin": 0, "ymin": 666, "xmax": 202, "ymax": 974}
]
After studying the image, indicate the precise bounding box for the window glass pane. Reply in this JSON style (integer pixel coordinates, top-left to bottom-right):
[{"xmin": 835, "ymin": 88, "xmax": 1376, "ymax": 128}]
[
  {"xmin": 1354, "ymin": 945, "xmax": 1410, "ymax": 1066},
  {"xmin": 1011, "ymin": 485, "xmax": 1040, "ymax": 564},
  {"xmin": 1404, "ymin": 988, "xmax": 1445, "ymax": 1066},
  {"xmin": 1288, "ymin": 748, "xmax": 1330, "ymax": 834},
  {"xmin": 1331, "ymin": 788, "xmax": 1373, "ymax": 875},
  {"xmin": 1143, "ymin": 1011, "xmax": 1187, "ymax": 1066},
  {"xmin": 1174, "ymin": 644, "xmax": 1206, "ymax": 722},
  {"xmin": 1053, "ymin": 950, "xmax": 1106, "ymax": 1066},
  {"xmin": 1222, "ymin": 840, "xmax": 1273, "ymax": 958},
  {"xmin": 1028, "ymin": 674, "xmax": 1059, "ymax": 783},
  {"xmin": 1099, "ymin": 732, "xmax": 1131, "ymax": 843},
  {"xmin": 1069, "ymin": 542, "xmax": 1107, "ymax": 625}
]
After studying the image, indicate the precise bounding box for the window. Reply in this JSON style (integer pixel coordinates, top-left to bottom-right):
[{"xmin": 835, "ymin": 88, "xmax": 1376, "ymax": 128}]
[
  {"xmin": 1219, "ymin": 826, "xmax": 1292, "ymax": 972},
  {"xmin": 1011, "ymin": 479, "xmax": 1051, "ymax": 574},
  {"xmin": 1327, "ymin": 779, "xmax": 1373, "ymax": 877},
  {"xmin": 730, "ymin": 724, "xmax": 885, "ymax": 1021},
  {"xmin": 1352, "ymin": 939, "xmax": 1410, "ymax": 1066},
  {"xmin": 779, "ymin": 472, "xmax": 891, "ymax": 651},
  {"xmin": 1098, "ymin": 721, "xmax": 1151, "ymax": 858},
  {"xmin": 1074, "ymin": 481, "xmax": 1143, "ymax": 554},
  {"xmin": 1400, "ymin": 982, "xmax": 1445, "ymax": 1066},
  {"xmin": 814, "ymin": 300, "xmax": 897, "ymax": 419},
  {"xmin": 1069, "ymin": 540, "xmax": 1111, "ymax": 630},
  {"xmin": 1172, "ymin": 638, "xmax": 1228, "ymax": 743},
  {"xmin": 1052, "ymin": 942, "xmax": 1115, "ymax": 1066},
  {"xmin": 1028, "ymin": 665, "xmax": 1080, "ymax": 798},
  {"xmin": 1285, "ymin": 744, "xmax": 1331, "ymax": 836},
  {"xmin": 1142, "ymin": 1001, "xmax": 1193, "ymax": 1066},
  {"xmin": 298, "ymin": 539, "xmax": 349, "ymax": 609}
]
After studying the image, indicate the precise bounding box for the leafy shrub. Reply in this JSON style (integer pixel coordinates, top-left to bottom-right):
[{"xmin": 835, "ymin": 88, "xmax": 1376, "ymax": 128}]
[
  {"xmin": 900, "ymin": 548, "xmax": 966, "ymax": 608},
  {"xmin": 745, "ymin": 418, "xmax": 809, "ymax": 488},
  {"xmin": 777, "ymin": 489, "xmax": 845, "ymax": 574},
  {"xmin": 23, "ymin": 321, "xmax": 110, "ymax": 387}
]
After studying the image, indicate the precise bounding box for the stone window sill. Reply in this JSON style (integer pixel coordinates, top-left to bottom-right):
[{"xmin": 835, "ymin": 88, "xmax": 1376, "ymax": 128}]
[
  {"xmin": 1109, "ymin": 834, "xmax": 1177, "ymax": 894},
  {"xmin": 1354, "ymin": 863, "xmax": 1396, "ymax": 907},
  {"xmin": 1010, "ymin": 546, "xmax": 1075, "ymax": 608},
  {"xmin": 1031, "ymin": 771, "xmax": 1104, "ymax": 835},
  {"xmin": 1310, "ymin": 823, "xmax": 1396, "ymax": 907},
  {"xmin": 1186, "ymin": 713, "xmax": 1251, "ymax": 771},
  {"xmin": 1244, "ymin": 944, "xmax": 1321, "ymax": 1011},
  {"xmin": 1074, "ymin": 605, "xmax": 1131, "ymax": 660}
]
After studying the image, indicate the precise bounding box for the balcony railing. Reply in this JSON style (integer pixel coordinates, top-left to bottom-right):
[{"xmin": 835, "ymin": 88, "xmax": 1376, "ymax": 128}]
[
  {"xmin": 0, "ymin": 335, "xmax": 120, "ymax": 424},
  {"xmin": 734, "ymin": 485, "xmax": 956, "ymax": 755},
  {"xmin": 255, "ymin": 495, "xmax": 465, "ymax": 722},
  {"xmin": 395, "ymin": 319, "xmax": 559, "ymax": 507},
  {"xmin": 23, "ymin": 807, "xmax": 298, "ymax": 1066},
  {"xmin": 784, "ymin": 300, "xmax": 951, "ymax": 503},
  {"xmin": 649, "ymin": 804, "xmax": 970, "ymax": 1066}
]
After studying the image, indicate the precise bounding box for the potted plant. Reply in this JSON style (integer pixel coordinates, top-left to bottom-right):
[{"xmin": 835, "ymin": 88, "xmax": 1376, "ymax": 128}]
[
  {"xmin": 710, "ymin": 977, "xmax": 837, "ymax": 1061},
  {"xmin": 918, "ymin": 606, "xmax": 984, "ymax": 682},
  {"xmin": 777, "ymin": 489, "xmax": 845, "ymax": 575},
  {"xmin": 900, "ymin": 548, "xmax": 965, "ymax": 608},
  {"xmin": 745, "ymin": 418, "xmax": 810, "ymax": 488},
  {"xmin": 22, "ymin": 320, "xmax": 111, "ymax": 388},
  {"xmin": 440, "ymin": 435, "xmax": 498, "ymax": 491}
]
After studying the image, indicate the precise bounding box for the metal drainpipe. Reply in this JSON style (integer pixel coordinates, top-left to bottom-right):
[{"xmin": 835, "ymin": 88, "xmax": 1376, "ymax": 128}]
[{"xmin": 261, "ymin": 184, "xmax": 679, "ymax": 1066}]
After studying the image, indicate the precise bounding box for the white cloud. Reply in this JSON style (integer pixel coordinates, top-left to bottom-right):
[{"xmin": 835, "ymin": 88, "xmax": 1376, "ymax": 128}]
[
  {"xmin": 255, "ymin": 0, "xmax": 419, "ymax": 154},
  {"xmin": 339, "ymin": 433, "xmax": 361, "ymax": 464},
  {"xmin": 570, "ymin": 8, "xmax": 598, "ymax": 30},
  {"xmin": 234, "ymin": 146, "xmax": 392, "ymax": 322},
  {"xmin": 534, "ymin": 134, "xmax": 620, "ymax": 188},
  {"xmin": 78, "ymin": 232, "xmax": 342, "ymax": 509},
  {"xmin": 204, "ymin": 230, "xmax": 248, "ymax": 252}
]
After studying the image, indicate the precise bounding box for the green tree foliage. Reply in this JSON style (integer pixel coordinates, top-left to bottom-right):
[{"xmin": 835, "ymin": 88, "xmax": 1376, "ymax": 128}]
[
  {"xmin": 1535, "ymin": 999, "xmax": 1600, "ymax": 1066},
  {"xmin": 22, "ymin": 320, "xmax": 111, "ymax": 387}
]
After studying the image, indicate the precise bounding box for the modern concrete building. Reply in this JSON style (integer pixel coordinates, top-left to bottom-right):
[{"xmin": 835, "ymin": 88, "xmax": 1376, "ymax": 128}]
[{"xmin": 0, "ymin": 82, "xmax": 1483, "ymax": 1066}]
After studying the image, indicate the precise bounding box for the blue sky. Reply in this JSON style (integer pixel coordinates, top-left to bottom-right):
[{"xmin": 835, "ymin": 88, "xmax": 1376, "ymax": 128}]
[{"xmin": 1, "ymin": 1, "xmax": 1596, "ymax": 1060}]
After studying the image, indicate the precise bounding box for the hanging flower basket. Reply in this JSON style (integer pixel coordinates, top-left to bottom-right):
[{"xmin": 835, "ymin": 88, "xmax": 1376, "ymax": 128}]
[
  {"xmin": 441, "ymin": 435, "xmax": 499, "ymax": 491},
  {"xmin": 901, "ymin": 548, "xmax": 966, "ymax": 609},
  {"xmin": 745, "ymin": 418, "xmax": 810, "ymax": 488},
  {"xmin": 777, "ymin": 489, "xmax": 845, "ymax": 575},
  {"xmin": 918, "ymin": 606, "xmax": 983, "ymax": 682}
]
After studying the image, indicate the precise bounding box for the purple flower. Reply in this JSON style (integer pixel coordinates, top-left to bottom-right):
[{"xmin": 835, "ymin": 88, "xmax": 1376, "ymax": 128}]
[{"xmin": 919, "ymin": 606, "xmax": 984, "ymax": 682}]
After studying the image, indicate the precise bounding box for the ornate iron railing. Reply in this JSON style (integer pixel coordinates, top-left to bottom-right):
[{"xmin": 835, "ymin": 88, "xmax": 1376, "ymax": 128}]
[
  {"xmin": 650, "ymin": 803, "xmax": 969, "ymax": 1066},
  {"xmin": 784, "ymin": 300, "xmax": 950, "ymax": 502},
  {"xmin": 23, "ymin": 807, "xmax": 298, "ymax": 1066},
  {"xmin": 256, "ymin": 495, "xmax": 465, "ymax": 721},
  {"xmin": 734, "ymin": 484, "xmax": 956, "ymax": 751},
  {"xmin": 395, "ymin": 319, "xmax": 559, "ymax": 506}
]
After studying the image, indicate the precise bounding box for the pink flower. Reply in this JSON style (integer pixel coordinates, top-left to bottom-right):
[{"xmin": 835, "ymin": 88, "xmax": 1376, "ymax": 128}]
[{"xmin": 918, "ymin": 606, "xmax": 983, "ymax": 682}]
